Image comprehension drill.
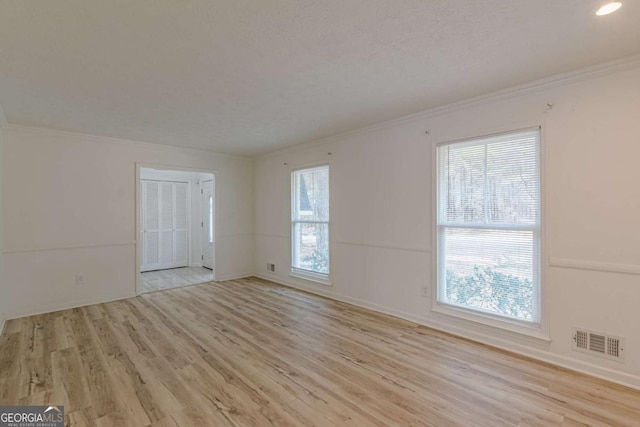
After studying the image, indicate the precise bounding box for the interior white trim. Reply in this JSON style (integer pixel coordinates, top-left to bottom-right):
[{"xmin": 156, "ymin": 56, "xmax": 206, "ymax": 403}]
[
  {"xmin": 430, "ymin": 303, "xmax": 549, "ymax": 342},
  {"xmin": 3, "ymin": 124, "xmax": 249, "ymax": 160},
  {"xmin": 216, "ymin": 272, "xmax": 254, "ymax": 282},
  {"xmin": 217, "ymin": 232, "xmax": 255, "ymax": 238},
  {"xmin": 290, "ymin": 270, "xmax": 332, "ymax": 286},
  {"xmin": 253, "ymin": 274, "xmax": 640, "ymax": 391},
  {"xmin": 259, "ymin": 54, "xmax": 640, "ymax": 160},
  {"xmin": 550, "ymin": 258, "xmax": 640, "ymax": 276},
  {"xmin": 254, "ymin": 232, "xmax": 288, "ymax": 239},
  {"xmin": 6, "ymin": 291, "xmax": 134, "ymax": 321},
  {"xmin": 333, "ymin": 240, "xmax": 432, "ymax": 254},
  {"xmin": 255, "ymin": 233, "xmax": 432, "ymax": 254},
  {"xmin": 3, "ymin": 242, "xmax": 136, "ymax": 254}
]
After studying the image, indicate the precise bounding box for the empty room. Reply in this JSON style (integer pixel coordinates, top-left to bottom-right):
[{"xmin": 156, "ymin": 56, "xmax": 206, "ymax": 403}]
[{"xmin": 0, "ymin": 1, "xmax": 639, "ymax": 426}]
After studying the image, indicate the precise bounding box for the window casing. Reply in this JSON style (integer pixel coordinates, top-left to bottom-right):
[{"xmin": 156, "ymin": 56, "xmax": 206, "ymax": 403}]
[
  {"xmin": 436, "ymin": 129, "xmax": 541, "ymax": 325},
  {"xmin": 291, "ymin": 165, "xmax": 330, "ymax": 281}
]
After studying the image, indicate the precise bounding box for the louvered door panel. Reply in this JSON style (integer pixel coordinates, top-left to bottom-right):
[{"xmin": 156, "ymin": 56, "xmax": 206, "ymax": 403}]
[
  {"xmin": 144, "ymin": 232, "xmax": 160, "ymax": 267},
  {"xmin": 161, "ymin": 230, "xmax": 175, "ymax": 266},
  {"xmin": 175, "ymin": 183, "xmax": 188, "ymax": 230},
  {"xmin": 159, "ymin": 182, "xmax": 175, "ymax": 269},
  {"xmin": 160, "ymin": 182, "xmax": 174, "ymax": 230},
  {"xmin": 142, "ymin": 181, "xmax": 161, "ymax": 271},
  {"xmin": 141, "ymin": 179, "xmax": 190, "ymax": 272},
  {"xmin": 175, "ymin": 230, "xmax": 188, "ymax": 265},
  {"xmin": 174, "ymin": 183, "xmax": 189, "ymax": 266}
]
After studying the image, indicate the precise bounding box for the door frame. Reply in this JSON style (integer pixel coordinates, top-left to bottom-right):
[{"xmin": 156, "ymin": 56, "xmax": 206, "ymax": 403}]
[
  {"xmin": 200, "ymin": 179, "xmax": 215, "ymax": 271},
  {"xmin": 135, "ymin": 163, "xmax": 217, "ymax": 296}
]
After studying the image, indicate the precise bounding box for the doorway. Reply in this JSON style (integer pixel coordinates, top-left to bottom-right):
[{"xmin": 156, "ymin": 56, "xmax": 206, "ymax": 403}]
[{"xmin": 137, "ymin": 165, "xmax": 215, "ymax": 294}]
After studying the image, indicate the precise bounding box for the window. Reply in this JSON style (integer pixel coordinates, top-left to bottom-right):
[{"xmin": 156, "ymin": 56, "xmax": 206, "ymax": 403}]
[
  {"xmin": 292, "ymin": 165, "xmax": 330, "ymax": 280},
  {"xmin": 437, "ymin": 128, "xmax": 541, "ymax": 324}
]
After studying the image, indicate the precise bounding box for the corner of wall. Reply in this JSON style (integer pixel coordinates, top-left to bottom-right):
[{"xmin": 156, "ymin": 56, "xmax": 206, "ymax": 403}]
[{"xmin": 0, "ymin": 312, "xmax": 6, "ymax": 338}]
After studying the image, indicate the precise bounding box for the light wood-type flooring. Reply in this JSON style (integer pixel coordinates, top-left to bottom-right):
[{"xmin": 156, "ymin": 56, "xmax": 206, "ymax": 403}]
[
  {"xmin": 1, "ymin": 277, "xmax": 639, "ymax": 426},
  {"xmin": 141, "ymin": 267, "xmax": 214, "ymax": 293}
]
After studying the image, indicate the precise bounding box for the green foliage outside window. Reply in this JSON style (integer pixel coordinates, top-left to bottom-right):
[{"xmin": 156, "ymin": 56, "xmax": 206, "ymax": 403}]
[{"xmin": 446, "ymin": 266, "xmax": 533, "ymax": 321}]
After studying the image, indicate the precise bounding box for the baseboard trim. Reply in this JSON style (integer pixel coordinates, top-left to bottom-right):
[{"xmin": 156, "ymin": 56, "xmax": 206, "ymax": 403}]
[
  {"xmin": 216, "ymin": 272, "xmax": 254, "ymax": 282},
  {"xmin": 6, "ymin": 292, "xmax": 136, "ymax": 320},
  {"xmin": 6, "ymin": 270, "xmax": 255, "ymax": 320},
  {"xmin": 253, "ymin": 274, "xmax": 640, "ymax": 391}
]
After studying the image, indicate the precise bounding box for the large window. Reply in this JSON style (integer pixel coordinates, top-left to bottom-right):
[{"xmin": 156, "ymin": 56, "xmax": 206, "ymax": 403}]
[
  {"xmin": 292, "ymin": 165, "xmax": 330, "ymax": 280},
  {"xmin": 437, "ymin": 129, "xmax": 541, "ymax": 324}
]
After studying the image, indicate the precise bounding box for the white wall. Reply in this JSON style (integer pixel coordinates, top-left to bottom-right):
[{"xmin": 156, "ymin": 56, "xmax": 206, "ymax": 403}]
[
  {"xmin": 254, "ymin": 64, "xmax": 640, "ymax": 388},
  {"xmin": 139, "ymin": 168, "xmax": 214, "ymax": 270},
  {"xmin": 0, "ymin": 126, "xmax": 5, "ymax": 333},
  {"xmin": 3, "ymin": 126, "xmax": 253, "ymax": 319}
]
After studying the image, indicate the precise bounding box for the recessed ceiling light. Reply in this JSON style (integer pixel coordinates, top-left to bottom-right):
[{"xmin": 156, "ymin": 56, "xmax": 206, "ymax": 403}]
[{"xmin": 596, "ymin": 2, "xmax": 622, "ymax": 16}]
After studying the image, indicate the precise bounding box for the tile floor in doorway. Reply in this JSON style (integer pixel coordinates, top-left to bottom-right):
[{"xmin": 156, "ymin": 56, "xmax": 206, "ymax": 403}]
[{"xmin": 141, "ymin": 266, "xmax": 214, "ymax": 293}]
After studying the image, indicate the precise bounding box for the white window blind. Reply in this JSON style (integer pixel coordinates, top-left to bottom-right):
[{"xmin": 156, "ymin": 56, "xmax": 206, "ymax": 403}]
[
  {"xmin": 437, "ymin": 129, "xmax": 541, "ymax": 323},
  {"xmin": 292, "ymin": 165, "xmax": 330, "ymax": 277}
]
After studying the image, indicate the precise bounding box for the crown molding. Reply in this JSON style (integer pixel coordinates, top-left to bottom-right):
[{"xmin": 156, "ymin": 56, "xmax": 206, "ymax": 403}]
[
  {"xmin": 2, "ymin": 54, "xmax": 639, "ymax": 159},
  {"xmin": 3, "ymin": 124, "xmax": 250, "ymax": 160},
  {"xmin": 259, "ymin": 53, "xmax": 640, "ymax": 159}
]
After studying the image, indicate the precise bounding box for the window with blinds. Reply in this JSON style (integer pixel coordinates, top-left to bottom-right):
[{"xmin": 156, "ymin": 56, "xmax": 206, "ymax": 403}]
[
  {"xmin": 437, "ymin": 128, "xmax": 541, "ymax": 323},
  {"xmin": 292, "ymin": 165, "xmax": 330, "ymax": 280}
]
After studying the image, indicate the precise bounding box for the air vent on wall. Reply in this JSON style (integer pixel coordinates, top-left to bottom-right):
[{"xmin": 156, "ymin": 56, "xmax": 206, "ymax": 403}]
[
  {"xmin": 589, "ymin": 333, "xmax": 606, "ymax": 354},
  {"xmin": 575, "ymin": 330, "xmax": 588, "ymax": 350},
  {"xmin": 266, "ymin": 263, "xmax": 276, "ymax": 273},
  {"xmin": 572, "ymin": 328, "xmax": 624, "ymax": 362}
]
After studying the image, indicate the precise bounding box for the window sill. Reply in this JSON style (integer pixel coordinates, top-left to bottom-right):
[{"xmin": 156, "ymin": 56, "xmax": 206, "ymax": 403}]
[
  {"xmin": 431, "ymin": 302, "xmax": 550, "ymax": 343},
  {"xmin": 290, "ymin": 270, "xmax": 332, "ymax": 286}
]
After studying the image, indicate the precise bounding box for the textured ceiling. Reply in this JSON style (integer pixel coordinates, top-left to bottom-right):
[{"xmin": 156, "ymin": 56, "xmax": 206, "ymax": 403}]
[{"xmin": 0, "ymin": 1, "xmax": 639, "ymax": 155}]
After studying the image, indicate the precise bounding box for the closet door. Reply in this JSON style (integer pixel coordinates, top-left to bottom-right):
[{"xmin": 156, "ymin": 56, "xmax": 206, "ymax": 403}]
[
  {"xmin": 142, "ymin": 179, "xmax": 190, "ymax": 272},
  {"xmin": 159, "ymin": 182, "xmax": 175, "ymax": 269},
  {"xmin": 142, "ymin": 181, "xmax": 161, "ymax": 271},
  {"xmin": 174, "ymin": 182, "xmax": 189, "ymax": 267}
]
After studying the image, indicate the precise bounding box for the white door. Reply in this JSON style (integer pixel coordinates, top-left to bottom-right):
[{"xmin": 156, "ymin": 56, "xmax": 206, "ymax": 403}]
[
  {"xmin": 141, "ymin": 180, "xmax": 189, "ymax": 272},
  {"xmin": 174, "ymin": 182, "xmax": 189, "ymax": 266},
  {"xmin": 142, "ymin": 181, "xmax": 161, "ymax": 271},
  {"xmin": 201, "ymin": 180, "xmax": 214, "ymax": 270},
  {"xmin": 159, "ymin": 182, "xmax": 175, "ymax": 269}
]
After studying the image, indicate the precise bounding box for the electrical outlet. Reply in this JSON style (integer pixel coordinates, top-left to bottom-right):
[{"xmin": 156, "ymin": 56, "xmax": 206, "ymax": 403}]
[
  {"xmin": 76, "ymin": 275, "xmax": 85, "ymax": 285},
  {"xmin": 421, "ymin": 286, "xmax": 429, "ymax": 297}
]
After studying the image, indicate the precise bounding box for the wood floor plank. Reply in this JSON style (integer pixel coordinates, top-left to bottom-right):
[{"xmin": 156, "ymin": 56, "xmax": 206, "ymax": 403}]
[
  {"xmin": 182, "ymin": 284, "xmax": 514, "ymax": 425},
  {"xmin": 51, "ymin": 347, "xmax": 90, "ymax": 413},
  {"xmin": 174, "ymin": 286, "xmax": 464, "ymax": 426},
  {"xmin": 2, "ymin": 277, "xmax": 640, "ymax": 426}
]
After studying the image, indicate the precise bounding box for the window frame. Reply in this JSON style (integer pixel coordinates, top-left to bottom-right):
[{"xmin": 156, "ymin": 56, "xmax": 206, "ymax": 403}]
[
  {"xmin": 290, "ymin": 164, "xmax": 331, "ymax": 285},
  {"xmin": 432, "ymin": 126, "xmax": 549, "ymax": 340}
]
